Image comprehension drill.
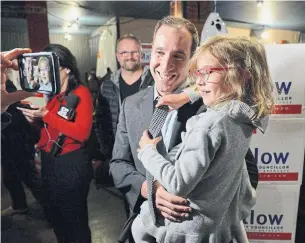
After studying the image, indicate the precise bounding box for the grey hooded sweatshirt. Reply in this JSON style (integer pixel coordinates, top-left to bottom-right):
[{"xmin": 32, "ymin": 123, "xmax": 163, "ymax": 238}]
[{"xmin": 137, "ymin": 100, "xmax": 268, "ymax": 243}]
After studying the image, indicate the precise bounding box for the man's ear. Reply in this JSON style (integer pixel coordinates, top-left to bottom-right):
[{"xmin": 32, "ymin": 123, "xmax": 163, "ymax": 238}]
[{"xmin": 65, "ymin": 68, "xmax": 70, "ymax": 74}]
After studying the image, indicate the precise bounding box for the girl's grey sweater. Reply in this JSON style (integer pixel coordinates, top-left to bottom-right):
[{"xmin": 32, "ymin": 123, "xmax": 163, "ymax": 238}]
[{"xmin": 138, "ymin": 100, "xmax": 268, "ymax": 243}]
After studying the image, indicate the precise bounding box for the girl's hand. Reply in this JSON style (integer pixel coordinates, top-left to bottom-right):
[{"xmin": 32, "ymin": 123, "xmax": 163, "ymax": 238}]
[
  {"xmin": 138, "ymin": 130, "xmax": 162, "ymax": 151},
  {"xmin": 17, "ymin": 105, "xmax": 48, "ymax": 121},
  {"xmin": 156, "ymin": 93, "xmax": 190, "ymax": 111}
]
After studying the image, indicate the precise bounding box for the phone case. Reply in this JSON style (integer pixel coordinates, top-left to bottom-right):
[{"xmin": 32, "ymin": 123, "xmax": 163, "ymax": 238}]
[
  {"xmin": 18, "ymin": 52, "xmax": 60, "ymax": 96},
  {"xmin": 51, "ymin": 52, "xmax": 61, "ymax": 95}
]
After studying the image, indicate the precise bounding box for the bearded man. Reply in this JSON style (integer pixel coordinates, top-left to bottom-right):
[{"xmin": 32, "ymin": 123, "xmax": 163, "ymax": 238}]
[{"xmin": 94, "ymin": 34, "xmax": 154, "ymax": 182}]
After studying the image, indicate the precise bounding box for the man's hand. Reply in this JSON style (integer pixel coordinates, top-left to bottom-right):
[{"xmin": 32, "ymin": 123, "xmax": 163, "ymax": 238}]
[
  {"xmin": 1, "ymin": 48, "xmax": 33, "ymax": 113},
  {"xmin": 154, "ymin": 181, "xmax": 191, "ymax": 222}
]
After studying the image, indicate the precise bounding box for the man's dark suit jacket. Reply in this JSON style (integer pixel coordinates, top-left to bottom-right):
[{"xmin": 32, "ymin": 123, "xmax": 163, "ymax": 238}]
[{"xmin": 110, "ymin": 86, "xmax": 258, "ymax": 215}]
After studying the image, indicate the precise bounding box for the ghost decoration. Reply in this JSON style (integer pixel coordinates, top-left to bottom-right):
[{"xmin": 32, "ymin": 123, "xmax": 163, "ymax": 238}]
[{"xmin": 200, "ymin": 12, "xmax": 228, "ymax": 45}]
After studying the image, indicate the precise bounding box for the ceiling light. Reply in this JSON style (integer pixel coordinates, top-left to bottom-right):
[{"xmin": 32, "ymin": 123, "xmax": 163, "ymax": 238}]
[
  {"xmin": 261, "ymin": 31, "xmax": 269, "ymax": 39},
  {"xmin": 63, "ymin": 25, "xmax": 71, "ymax": 33},
  {"xmin": 259, "ymin": 3, "xmax": 273, "ymax": 24},
  {"xmin": 66, "ymin": 7, "xmax": 79, "ymax": 21},
  {"xmin": 72, "ymin": 22, "xmax": 79, "ymax": 30},
  {"xmin": 64, "ymin": 33, "xmax": 72, "ymax": 41},
  {"xmin": 71, "ymin": 17, "xmax": 80, "ymax": 30},
  {"xmin": 257, "ymin": 0, "xmax": 264, "ymax": 7}
]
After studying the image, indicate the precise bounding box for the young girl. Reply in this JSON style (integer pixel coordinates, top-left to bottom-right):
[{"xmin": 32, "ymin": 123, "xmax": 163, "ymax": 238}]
[
  {"xmin": 132, "ymin": 36, "xmax": 274, "ymax": 243},
  {"xmin": 37, "ymin": 56, "xmax": 52, "ymax": 91}
]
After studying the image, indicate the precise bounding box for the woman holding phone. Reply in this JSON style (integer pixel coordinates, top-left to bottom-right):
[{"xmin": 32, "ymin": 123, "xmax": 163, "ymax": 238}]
[{"xmin": 18, "ymin": 44, "xmax": 93, "ymax": 243}]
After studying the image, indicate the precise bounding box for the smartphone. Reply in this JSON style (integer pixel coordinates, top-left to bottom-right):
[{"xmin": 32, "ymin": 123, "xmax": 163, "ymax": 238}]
[
  {"xmin": 18, "ymin": 52, "xmax": 61, "ymax": 96},
  {"xmin": 16, "ymin": 103, "xmax": 39, "ymax": 110}
]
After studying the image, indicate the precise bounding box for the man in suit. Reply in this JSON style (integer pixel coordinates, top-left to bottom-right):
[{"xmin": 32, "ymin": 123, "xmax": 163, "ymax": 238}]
[
  {"xmin": 110, "ymin": 16, "xmax": 257, "ymax": 242},
  {"xmin": 110, "ymin": 16, "xmax": 200, "ymax": 225}
]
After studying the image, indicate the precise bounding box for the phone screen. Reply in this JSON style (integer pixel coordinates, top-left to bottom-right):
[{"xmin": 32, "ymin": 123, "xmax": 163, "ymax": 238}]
[{"xmin": 18, "ymin": 52, "xmax": 60, "ymax": 95}]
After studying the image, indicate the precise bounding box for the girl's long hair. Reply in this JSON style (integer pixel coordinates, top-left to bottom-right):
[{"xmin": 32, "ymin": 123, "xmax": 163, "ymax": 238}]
[{"xmin": 189, "ymin": 36, "xmax": 274, "ymax": 117}]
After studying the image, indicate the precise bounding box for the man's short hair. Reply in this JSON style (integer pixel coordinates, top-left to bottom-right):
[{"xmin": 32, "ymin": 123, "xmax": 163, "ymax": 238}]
[
  {"xmin": 153, "ymin": 16, "xmax": 199, "ymax": 56},
  {"xmin": 116, "ymin": 34, "xmax": 142, "ymax": 51}
]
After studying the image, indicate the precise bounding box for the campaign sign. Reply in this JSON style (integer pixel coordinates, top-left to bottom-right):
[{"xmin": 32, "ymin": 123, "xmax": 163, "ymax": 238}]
[
  {"xmin": 250, "ymin": 118, "xmax": 305, "ymax": 184},
  {"xmin": 245, "ymin": 184, "xmax": 300, "ymax": 243},
  {"xmin": 264, "ymin": 44, "xmax": 305, "ymax": 117},
  {"xmin": 141, "ymin": 44, "xmax": 152, "ymax": 66}
]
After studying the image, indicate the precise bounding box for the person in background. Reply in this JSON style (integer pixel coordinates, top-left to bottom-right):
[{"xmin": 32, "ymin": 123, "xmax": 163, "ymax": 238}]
[
  {"xmin": 1, "ymin": 48, "xmax": 34, "ymax": 118},
  {"xmin": 132, "ymin": 35, "xmax": 274, "ymax": 243},
  {"xmin": 94, "ymin": 34, "xmax": 154, "ymax": 185},
  {"xmin": 18, "ymin": 44, "xmax": 93, "ymax": 243},
  {"xmin": 28, "ymin": 63, "xmax": 40, "ymax": 91},
  {"xmin": 86, "ymin": 67, "xmax": 104, "ymax": 184},
  {"xmin": 24, "ymin": 57, "xmax": 34, "ymax": 88},
  {"xmin": 1, "ymin": 79, "xmax": 41, "ymax": 217},
  {"xmin": 87, "ymin": 68, "xmax": 100, "ymax": 106}
]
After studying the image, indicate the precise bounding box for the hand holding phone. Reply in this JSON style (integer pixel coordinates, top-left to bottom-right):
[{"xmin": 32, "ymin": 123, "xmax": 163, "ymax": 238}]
[
  {"xmin": 17, "ymin": 103, "xmax": 39, "ymax": 110},
  {"xmin": 17, "ymin": 104, "xmax": 48, "ymax": 121},
  {"xmin": 18, "ymin": 52, "xmax": 60, "ymax": 96}
]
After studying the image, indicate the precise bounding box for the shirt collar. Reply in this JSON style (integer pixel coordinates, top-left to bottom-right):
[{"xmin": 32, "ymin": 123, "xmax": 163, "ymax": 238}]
[{"xmin": 153, "ymin": 81, "xmax": 187, "ymax": 100}]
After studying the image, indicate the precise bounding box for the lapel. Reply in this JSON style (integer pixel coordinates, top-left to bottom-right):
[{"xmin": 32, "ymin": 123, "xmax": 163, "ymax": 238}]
[{"xmin": 168, "ymin": 99, "xmax": 204, "ymax": 148}]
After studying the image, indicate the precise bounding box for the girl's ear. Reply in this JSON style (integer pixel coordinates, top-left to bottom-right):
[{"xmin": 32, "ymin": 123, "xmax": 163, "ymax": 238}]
[{"xmin": 65, "ymin": 68, "xmax": 71, "ymax": 74}]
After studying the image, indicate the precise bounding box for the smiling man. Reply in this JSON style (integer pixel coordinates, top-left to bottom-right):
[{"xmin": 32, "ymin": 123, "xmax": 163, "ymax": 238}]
[
  {"xmin": 94, "ymin": 34, "xmax": 154, "ymax": 168},
  {"xmin": 110, "ymin": 16, "xmax": 203, "ymax": 242}
]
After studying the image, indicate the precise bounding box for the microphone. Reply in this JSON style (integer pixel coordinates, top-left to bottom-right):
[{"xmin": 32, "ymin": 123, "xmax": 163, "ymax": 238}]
[
  {"xmin": 50, "ymin": 132, "xmax": 65, "ymax": 156},
  {"xmin": 57, "ymin": 93, "xmax": 79, "ymax": 121},
  {"xmin": 51, "ymin": 93, "xmax": 80, "ymax": 156}
]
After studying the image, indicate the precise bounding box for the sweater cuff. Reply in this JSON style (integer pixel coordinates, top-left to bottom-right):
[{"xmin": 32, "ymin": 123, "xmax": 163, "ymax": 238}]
[
  {"xmin": 182, "ymin": 87, "xmax": 200, "ymax": 104},
  {"xmin": 138, "ymin": 144, "xmax": 156, "ymax": 161}
]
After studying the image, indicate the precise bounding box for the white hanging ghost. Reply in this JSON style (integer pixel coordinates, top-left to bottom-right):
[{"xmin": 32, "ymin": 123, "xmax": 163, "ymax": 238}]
[{"xmin": 200, "ymin": 12, "xmax": 228, "ymax": 45}]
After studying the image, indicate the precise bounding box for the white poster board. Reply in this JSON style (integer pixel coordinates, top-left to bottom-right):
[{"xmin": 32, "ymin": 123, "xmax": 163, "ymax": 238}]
[
  {"xmin": 141, "ymin": 43, "xmax": 152, "ymax": 66},
  {"xmin": 265, "ymin": 44, "xmax": 305, "ymax": 118},
  {"xmin": 250, "ymin": 118, "xmax": 305, "ymax": 185},
  {"xmin": 245, "ymin": 184, "xmax": 300, "ymax": 243}
]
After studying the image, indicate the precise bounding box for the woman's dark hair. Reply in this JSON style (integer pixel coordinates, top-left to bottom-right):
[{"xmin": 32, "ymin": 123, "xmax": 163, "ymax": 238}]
[{"xmin": 43, "ymin": 44, "xmax": 82, "ymax": 95}]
